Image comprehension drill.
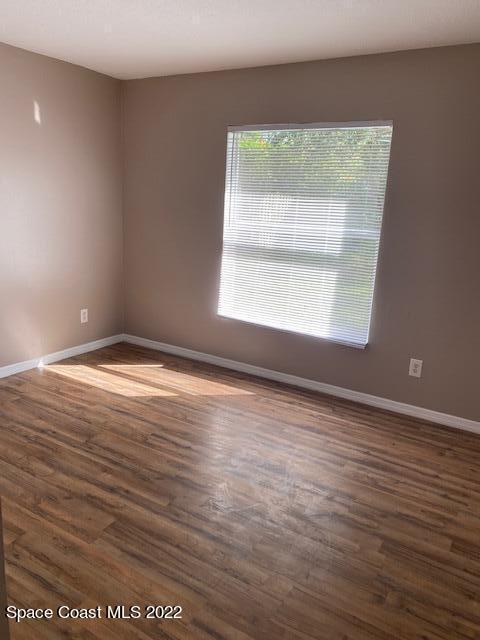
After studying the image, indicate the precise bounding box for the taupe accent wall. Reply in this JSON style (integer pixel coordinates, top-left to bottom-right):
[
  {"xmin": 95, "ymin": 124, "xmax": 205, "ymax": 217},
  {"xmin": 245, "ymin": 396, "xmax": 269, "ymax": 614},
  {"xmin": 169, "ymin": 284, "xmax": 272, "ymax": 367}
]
[
  {"xmin": 0, "ymin": 42, "xmax": 123, "ymax": 367},
  {"xmin": 123, "ymin": 44, "xmax": 480, "ymax": 422}
]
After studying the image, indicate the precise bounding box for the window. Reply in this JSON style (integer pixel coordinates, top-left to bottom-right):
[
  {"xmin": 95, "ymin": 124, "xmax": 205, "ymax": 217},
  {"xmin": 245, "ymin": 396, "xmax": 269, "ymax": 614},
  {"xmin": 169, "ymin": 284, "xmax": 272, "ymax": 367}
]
[{"xmin": 218, "ymin": 121, "xmax": 393, "ymax": 348}]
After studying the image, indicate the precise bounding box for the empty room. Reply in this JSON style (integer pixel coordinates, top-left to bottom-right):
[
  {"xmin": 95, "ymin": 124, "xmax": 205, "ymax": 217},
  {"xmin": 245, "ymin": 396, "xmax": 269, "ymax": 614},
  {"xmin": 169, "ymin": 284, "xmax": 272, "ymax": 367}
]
[{"xmin": 1, "ymin": 1, "xmax": 480, "ymax": 638}]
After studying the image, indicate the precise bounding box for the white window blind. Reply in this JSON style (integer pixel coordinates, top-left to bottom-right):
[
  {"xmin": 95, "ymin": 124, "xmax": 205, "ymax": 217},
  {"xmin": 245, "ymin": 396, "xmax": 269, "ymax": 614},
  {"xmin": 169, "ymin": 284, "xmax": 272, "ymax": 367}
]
[{"xmin": 218, "ymin": 122, "xmax": 393, "ymax": 347}]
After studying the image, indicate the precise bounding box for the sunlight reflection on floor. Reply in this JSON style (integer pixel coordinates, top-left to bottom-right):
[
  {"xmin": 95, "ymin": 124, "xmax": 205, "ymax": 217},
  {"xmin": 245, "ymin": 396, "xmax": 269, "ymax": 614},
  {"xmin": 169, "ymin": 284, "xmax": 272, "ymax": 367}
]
[
  {"xmin": 100, "ymin": 364, "xmax": 253, "ymax": 396},
  {"xmin": 45, "ymin": 363, "xmax": 253, "ymax": 397},
  {"xmin": 45, "ymin": 364, "xmax": 177, "ymax": 397}
]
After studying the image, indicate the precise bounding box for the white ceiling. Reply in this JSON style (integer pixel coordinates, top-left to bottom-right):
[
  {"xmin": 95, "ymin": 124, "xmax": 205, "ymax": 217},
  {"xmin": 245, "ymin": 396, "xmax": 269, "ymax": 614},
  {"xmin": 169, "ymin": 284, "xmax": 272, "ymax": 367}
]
[{"xmin": 1, "ymin": 0, "xmax": 480, "ymax": 79}]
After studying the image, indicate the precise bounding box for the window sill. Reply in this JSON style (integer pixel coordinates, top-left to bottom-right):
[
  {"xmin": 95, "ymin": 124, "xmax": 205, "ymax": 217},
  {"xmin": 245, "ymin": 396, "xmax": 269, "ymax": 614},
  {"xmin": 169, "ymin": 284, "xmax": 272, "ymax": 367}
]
[{"xmin": 217, "ymin": 312, "xmax": 367, "ymax": 350}]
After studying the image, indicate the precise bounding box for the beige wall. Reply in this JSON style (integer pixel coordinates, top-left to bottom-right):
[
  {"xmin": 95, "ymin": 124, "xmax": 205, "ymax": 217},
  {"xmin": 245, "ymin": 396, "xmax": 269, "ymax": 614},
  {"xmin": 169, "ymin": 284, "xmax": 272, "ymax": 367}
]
[
  {"xmin": 1, "ymin": 41, "xmax": 478, "ymax": 422},
  {"xmin": 0, "ymin": 42, "xmax": 123, "ymax": 367},
  {"xmin": 123, "ymin": 44, "xmax": 480, "ymax": 422}
]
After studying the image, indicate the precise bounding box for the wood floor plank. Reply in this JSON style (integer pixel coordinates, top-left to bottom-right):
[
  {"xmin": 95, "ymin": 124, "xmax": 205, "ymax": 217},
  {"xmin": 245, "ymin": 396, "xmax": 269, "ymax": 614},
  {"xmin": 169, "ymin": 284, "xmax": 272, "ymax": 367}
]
[{"xmin": 1, "ymin": 342, "xmax": 480, "ymax": 639}]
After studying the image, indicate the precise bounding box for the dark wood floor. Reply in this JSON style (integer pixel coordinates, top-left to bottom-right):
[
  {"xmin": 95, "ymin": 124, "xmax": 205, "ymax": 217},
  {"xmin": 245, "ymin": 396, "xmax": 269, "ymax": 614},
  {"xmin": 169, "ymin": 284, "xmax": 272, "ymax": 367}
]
[{"xmin": 1, "ymin": 343, "xmax": 480, "ymax": 639}]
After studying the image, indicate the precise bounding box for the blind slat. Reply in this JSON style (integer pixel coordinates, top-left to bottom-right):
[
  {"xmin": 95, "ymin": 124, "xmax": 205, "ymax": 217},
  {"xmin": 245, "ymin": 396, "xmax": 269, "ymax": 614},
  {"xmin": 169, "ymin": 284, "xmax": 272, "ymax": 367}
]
[{"xmin": 218, "ymin": 123, "xmax": 393, "ymax": 347}]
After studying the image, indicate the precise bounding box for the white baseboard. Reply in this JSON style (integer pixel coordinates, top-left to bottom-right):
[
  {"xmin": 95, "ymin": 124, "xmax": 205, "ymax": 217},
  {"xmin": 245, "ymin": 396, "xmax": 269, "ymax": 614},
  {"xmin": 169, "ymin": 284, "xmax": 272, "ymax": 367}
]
[
  {"xmin": 123, "ymin": 333, "xmax": 480, "ymax": 435},
  {"xmin": 0, "ymin": 334, "xmax": 124, "ymax": 379},
  {"xmin": 1, "ymin": 332, "xmax": 478, "ymax": 435}
]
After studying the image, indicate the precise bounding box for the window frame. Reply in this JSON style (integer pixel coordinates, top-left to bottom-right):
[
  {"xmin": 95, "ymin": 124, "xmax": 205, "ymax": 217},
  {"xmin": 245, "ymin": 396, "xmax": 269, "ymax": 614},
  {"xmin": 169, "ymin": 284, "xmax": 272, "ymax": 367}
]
[{"xmin": 218, "ymin": 119, "xmax": 394, "ymax": 349}]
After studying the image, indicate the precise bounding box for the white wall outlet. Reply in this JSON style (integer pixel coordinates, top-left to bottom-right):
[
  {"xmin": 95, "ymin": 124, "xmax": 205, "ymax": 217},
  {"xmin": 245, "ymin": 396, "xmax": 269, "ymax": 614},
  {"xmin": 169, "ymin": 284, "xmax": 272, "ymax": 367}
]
[
  {"xmin": 409, "ymin": 358, "xmax": 423, "ymax": 378},
  {"xmin": 80, "ymin": 308, "xmax": 88, "ymax": 324}
]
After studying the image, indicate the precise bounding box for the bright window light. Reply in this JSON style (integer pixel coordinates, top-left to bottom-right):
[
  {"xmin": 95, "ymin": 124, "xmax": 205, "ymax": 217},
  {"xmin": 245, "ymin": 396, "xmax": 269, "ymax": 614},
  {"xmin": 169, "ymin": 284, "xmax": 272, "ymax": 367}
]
[{"xmin": 218, "ymin": 121, "xmax": 393, "ymax": 347}]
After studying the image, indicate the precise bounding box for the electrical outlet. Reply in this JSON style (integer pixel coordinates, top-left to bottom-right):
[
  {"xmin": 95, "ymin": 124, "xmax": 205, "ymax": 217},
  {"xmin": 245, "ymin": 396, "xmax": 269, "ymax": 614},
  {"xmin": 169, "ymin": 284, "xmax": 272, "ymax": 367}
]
[
  {"xmin": 409, "ymin": 358, "xmax": 423, "ymax": 378},
  {"xmin": 80, "ymin": 308, "xmax": 88, "ymax": 324}
]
